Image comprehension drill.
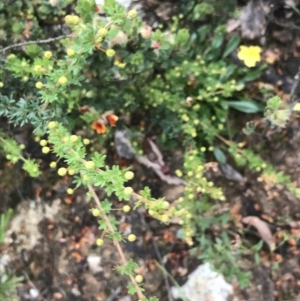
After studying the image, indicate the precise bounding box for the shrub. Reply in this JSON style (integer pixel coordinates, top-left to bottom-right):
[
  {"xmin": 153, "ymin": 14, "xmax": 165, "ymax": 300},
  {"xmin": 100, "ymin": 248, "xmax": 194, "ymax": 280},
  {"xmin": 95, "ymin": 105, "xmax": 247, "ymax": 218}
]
[{"xmin": 1, "ymin": 0, "xmax": 299, "ymax": 299}]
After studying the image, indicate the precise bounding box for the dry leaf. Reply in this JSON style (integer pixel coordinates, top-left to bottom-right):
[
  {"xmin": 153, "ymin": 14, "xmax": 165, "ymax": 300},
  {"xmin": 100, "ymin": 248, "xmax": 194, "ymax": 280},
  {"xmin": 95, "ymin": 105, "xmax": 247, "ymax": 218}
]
[
  {"xmin": 146, "ymin": 138, "xmax": 164, "ymax": 166},
  {"xmin": 218, "ymin": 163, "xmax": 244, "ymax": 182},
  {"xmin": 242, "ymin": 216, "xmax": 275, "ymax": 250},
  {"xmin": 137, "ymin": 156, "xmax": 186, "ymax": 185},
  {"xmin": 114, "ymin": 130, "xmax": 135, "ymax": 159},
  {"xmin": 240, "ymin": 1, "xmax": 266, "ymax": 39},
  {"xmin": 226, "ymin": 18, "xmax": 241, "ymax": 33}
]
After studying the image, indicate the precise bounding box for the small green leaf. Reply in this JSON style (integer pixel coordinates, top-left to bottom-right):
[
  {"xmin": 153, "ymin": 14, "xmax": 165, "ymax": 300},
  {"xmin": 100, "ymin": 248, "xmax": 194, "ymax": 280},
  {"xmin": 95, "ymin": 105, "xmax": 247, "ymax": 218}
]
[
  {"xmin": 242, "ymin": 69, "xmax": 262, "ymax": 82},
  {"xmin": 226, "ymin": 100, "xmax": 264, "ymax": 113},
  {"xmin": 211, "ymin": 34, "xmax": 224, "ymax": 49},
  {"xmin": 213, "ymin": 147, "xmax": 226, "ymax": 164},
  {"xmin": 107, "ymin": 27, "xmax": 120, "ymax": 40},
  {"xmin": 266, "ymin": 96, "xmax": 282, "ymax": 110},
  {"xmin": 223, "ymin": 34, "xmax": 240, "ymax": 58},
  {"xmin": 127, "ymin": 283, "xmax": 137, "ymax": 295}
]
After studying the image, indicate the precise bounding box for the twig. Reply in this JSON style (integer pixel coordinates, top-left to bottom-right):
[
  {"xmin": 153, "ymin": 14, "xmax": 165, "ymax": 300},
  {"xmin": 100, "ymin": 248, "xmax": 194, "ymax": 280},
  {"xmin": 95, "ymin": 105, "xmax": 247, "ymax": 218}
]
[
  {"xmin": 0, "ymin": 34, "xmax": 73, "ymax": 53},
  {"xmin": 258, "ymin": 0, "xmax": 300, "ymax": 31},
  {"xmin": 289, "ymin": 65, "xmax": 300, "ymax": 108},
  {"xmin": 104, "ymin": 286, "xmax": 122, "ymax": 301}
]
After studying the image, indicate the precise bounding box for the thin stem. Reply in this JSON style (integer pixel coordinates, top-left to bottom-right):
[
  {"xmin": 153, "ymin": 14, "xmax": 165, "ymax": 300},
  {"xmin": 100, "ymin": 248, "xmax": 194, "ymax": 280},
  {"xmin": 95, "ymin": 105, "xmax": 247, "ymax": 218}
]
[
  {"xmin": 0, "ymin": 34, "xmax": 73, "ymax": 53},
  {"xmin": 289, "ymin": 65, "xmax": 300, "ymax": 108},
  {"xmin": 87, "ymin": 184, "xmax": 145, "ymax": 300}
]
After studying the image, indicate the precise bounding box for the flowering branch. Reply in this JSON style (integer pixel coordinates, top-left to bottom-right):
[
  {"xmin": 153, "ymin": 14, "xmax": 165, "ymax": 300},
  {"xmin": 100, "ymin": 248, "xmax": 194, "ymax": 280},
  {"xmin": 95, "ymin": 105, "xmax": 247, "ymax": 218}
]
[{"xmin": 87, "ymin": 184, "xmax": 145, "ymax": 299}]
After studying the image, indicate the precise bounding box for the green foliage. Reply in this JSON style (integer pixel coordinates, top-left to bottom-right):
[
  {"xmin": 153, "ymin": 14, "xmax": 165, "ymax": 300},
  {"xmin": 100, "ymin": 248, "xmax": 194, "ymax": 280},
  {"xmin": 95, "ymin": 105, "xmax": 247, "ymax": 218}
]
[
  {"xmin": 0, "ymin": 209, "xmax": 13, "ymax": 245},
  {"xmin": 115, "ymin": 259, "xmax": 139, "ymax": 276},
  {"xmin": 265, "ymin": 96, "xmax": 290, "ymax": 128},
  {"xmin": 0, "ymin": 131, "xmax": 40, "ymax": 177},
  {"xmin": 1, "ymin": 0, "xmax": 298, "ymax": 299},
  {"xmin": 0, "ymin": 271, "xmax": 23, "ymax": 301}
]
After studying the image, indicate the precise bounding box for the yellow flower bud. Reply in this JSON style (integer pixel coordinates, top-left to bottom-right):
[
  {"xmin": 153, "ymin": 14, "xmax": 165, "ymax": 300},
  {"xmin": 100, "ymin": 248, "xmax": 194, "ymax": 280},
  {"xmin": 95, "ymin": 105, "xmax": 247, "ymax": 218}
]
[
  {"xmin": 162, "ymin": 201, "xmax": 169, "ymax": 209},
  {"xmin": 58, "ymin": 167, "xmax": 67, "ymax": 176},
  {"xmin": 67, "ymin": 188, "xmax": 74, "ymax": 194},
  {"xmin": 58, "ymin": 76, "xmax": 68, "ymax": 85},
  {"xmin": 67, "ymin": 48, "xmax": 75, "ymax": 56},
  {"xmin": 42, "ymin": 146, "xmax": 50, "ymax": 154},
  {"xmin": 70, "ymin": 135, "xmax": 78, "ymax": 142},
  {"xmin": 85, "ymin": 161, "xmax": 95, "ymax": 169},
  {"xmin": 124, "ymin": 187, "xmax": 133, "ymax": 195},
  {"xmin": 65, "ymin": 15, "xmax": 73, "ymax": 24},
  {"xmin": 92, "ymin": 208, "xmax": 101, "ymax": 216},
  {"xmin": 96, "ymin": 238, "xmax": 104, "ymax": 246},
  {"xmin": 48, "ymin": 121, "xmax": 57, "ymax": 129},
  {"xmin": 128, "ymin": 9, "xmax": 138, "ymax": 19},
  {"xmin": 175, "ymin": 169, "xmax": 183, "ymax": 177},
  {"xmin": 135, "ymin": 275, "xmax": 143, "ymax": 283},
  {"xmin": 97, "ymin": 27, "xmax": 108, "ymax": 37},
  {"xmin": 124, "ymin": 171, "xmax": 134, "ymax": 180},
  {"xmin": 50, "ymin": 162, "xmax": 57, "ymax": 168},
  {"xmin": 72, "ymin": 15, "xmax": 80, "ymax": 25},
  {"xmin": 40, "ymin": 139, "xmax": 47, "ymax": 146},
  {"xmin": 35, "ymin": 81, "xmax": 43, "ymax": 89},
  {"xmin": 44, "ymin": 51, "xmax": 52, "ymax": 59},
  {"xmin": 34, "ymin": 65, "xmax": 43, "ymax": 72},
  {"xmin": 123, "ymin": 205, "xmax": 131, "ymax": 212},
  {"xmin": 68, "ymin": 168, "xmax": 75, "ymax": 175},
  {"xmin": 106, "ymin": 49, "xmax": 116, "ymax": 58},
  {"xmin": 127, "ymin": 234, "xmax": 136, "ymax": 242}
]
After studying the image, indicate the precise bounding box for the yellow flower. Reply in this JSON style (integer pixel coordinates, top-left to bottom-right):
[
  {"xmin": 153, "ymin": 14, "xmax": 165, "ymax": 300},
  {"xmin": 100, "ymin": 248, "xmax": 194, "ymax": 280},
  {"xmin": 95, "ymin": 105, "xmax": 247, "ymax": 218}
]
[{"xmin": 237, "ymin": 45, "xmax": 262, "ymax": 68}]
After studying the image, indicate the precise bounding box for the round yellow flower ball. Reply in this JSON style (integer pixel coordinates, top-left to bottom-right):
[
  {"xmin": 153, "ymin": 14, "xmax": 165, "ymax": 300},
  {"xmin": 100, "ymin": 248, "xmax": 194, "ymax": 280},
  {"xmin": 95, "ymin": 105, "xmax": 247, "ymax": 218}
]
[
  {"xmin": 127, "ymin": 234, "xmax": 136, "ymax": 242},
  {"xmin": 44, "ymin": 51, "xmax": 53, "ymax": 59},
  {"xmin": 58, "ymin": 167, "xmax": 67, "ymax": 176}
]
